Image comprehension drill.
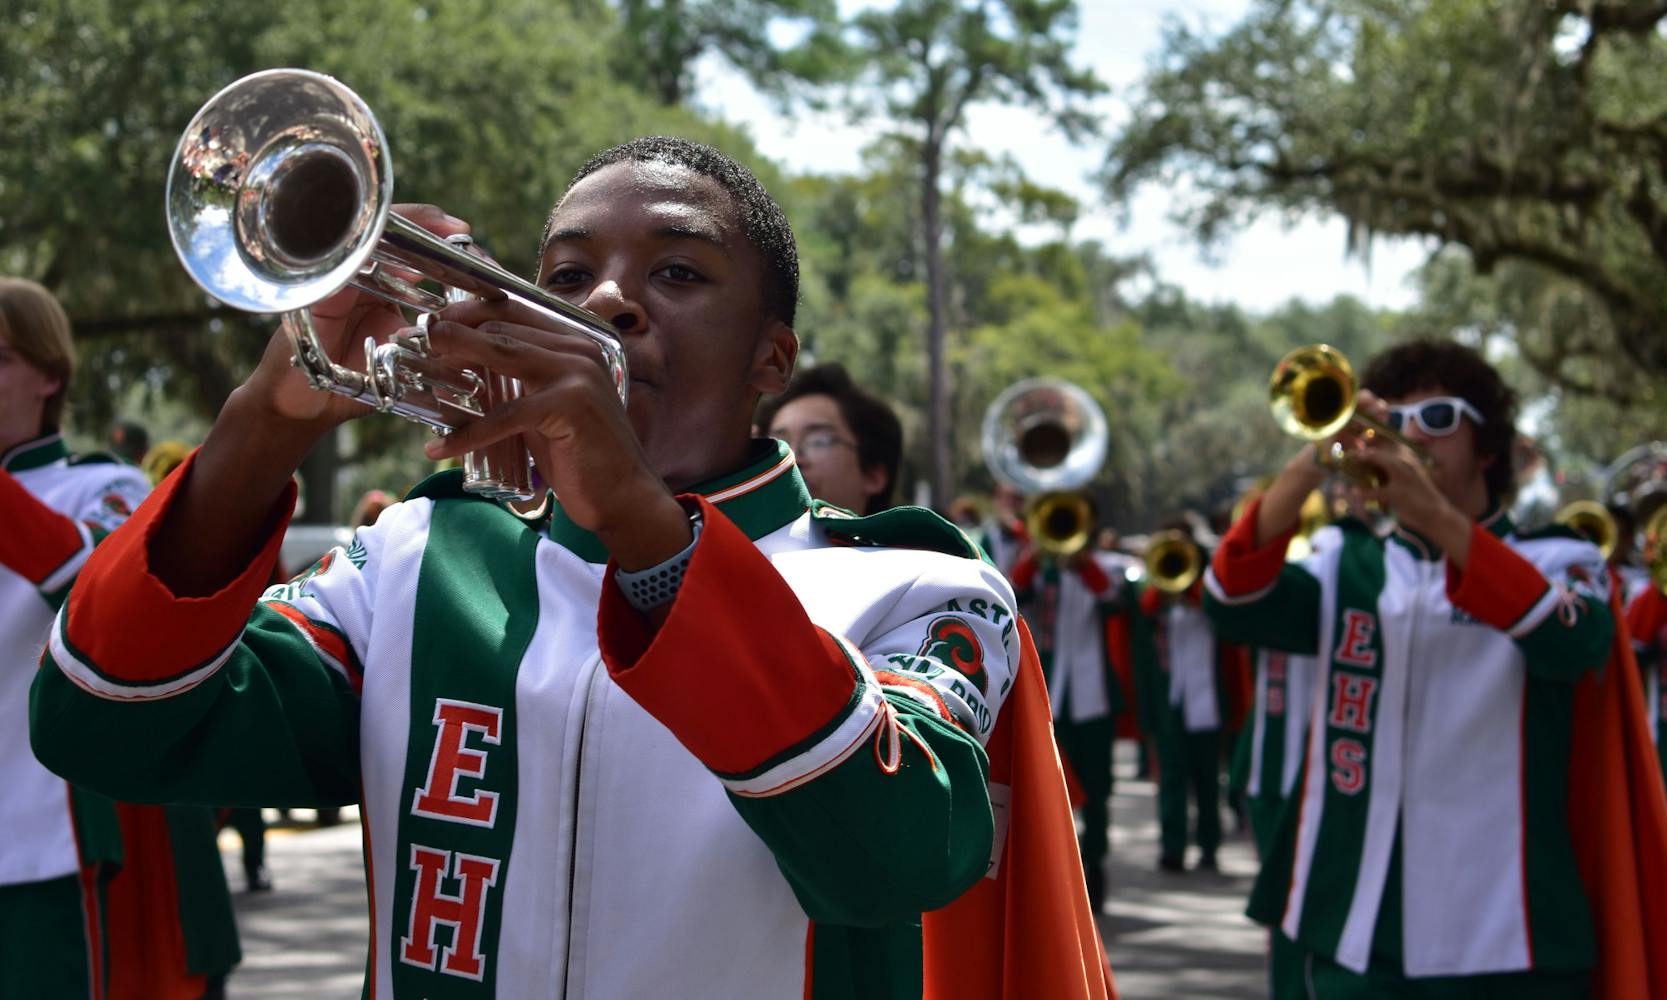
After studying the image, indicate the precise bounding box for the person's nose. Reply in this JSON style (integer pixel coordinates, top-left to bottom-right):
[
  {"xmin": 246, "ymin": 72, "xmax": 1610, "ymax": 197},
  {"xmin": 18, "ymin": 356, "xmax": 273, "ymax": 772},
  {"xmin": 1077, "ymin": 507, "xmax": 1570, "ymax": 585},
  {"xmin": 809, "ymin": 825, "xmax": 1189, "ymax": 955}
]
[{"xmin": 580, "ymin": 277, "xmax": 647, "ymax": 335}]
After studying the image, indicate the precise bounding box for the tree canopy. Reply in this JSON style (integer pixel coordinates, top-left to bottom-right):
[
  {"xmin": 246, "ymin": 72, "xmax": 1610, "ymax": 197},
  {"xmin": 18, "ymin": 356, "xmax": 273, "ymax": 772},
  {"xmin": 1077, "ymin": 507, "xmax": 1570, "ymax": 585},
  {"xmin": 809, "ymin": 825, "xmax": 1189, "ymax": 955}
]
[{"xmin": 1104, "ymin": 0, "xmax": 1667, "ymax": 393}]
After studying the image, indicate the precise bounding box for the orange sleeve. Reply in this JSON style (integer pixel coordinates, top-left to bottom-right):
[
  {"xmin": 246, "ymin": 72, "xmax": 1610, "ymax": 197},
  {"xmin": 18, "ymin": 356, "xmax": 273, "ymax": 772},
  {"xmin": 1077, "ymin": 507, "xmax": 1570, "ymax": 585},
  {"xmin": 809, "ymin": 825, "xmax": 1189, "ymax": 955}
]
[
  {"xmin": 597, "ymin": 497, "xmax": 861, "ymax": 777},
  {"xmin": 0, "ymin": 470, "xmax": 88, "ymax": 585},
  {"xmin": 1208, "ymin": 497, "xmax": 1297, "ymax": 598},
  {"xmin": 60, "ymin": 450, "xmax": 294, "ymax": 683}
]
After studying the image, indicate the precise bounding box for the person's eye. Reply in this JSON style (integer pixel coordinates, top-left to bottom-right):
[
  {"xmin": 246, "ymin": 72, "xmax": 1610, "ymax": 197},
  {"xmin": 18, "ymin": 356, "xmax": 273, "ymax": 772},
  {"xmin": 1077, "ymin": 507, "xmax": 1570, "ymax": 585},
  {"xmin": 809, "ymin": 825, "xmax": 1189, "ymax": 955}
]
[
  {"xmin": 543, "ymin": 266, "xmax": 590, "ymax": 288},
  {"xmin": 658, "ymin": 263, "xmax": 705, "ymax": 283}
]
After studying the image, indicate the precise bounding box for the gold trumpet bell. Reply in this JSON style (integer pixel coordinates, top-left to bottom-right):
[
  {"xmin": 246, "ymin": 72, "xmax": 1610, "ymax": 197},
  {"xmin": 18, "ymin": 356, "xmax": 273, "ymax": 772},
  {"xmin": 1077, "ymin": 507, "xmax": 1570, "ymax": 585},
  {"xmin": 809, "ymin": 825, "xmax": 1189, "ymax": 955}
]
[
  {"xmin": 1145, "ymin": 529, "xmax": 1202, "ymax": 596},
  {"xmin": 1554, "ymin": 499, "xmax": 1618, "ymax": 561},
  {"xmin": 1645, "ymin": 505, "xmax": 1667, "ymax": 594},
  {"xmin": 1026, "ymin": 491, "xmax": 1094, "ymax": 559},
  {"xmin": 1269, "ymin": 344, "xmax": 1357, "ymax": 441}
]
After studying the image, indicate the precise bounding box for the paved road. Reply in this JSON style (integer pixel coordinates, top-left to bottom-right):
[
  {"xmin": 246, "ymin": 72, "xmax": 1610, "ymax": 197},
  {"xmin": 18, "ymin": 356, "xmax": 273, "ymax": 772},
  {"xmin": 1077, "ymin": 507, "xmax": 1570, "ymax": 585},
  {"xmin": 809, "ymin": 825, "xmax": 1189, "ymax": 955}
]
[{"xmin": 221, "ymin": 771, "xmax": 1269, "ymax": 999}]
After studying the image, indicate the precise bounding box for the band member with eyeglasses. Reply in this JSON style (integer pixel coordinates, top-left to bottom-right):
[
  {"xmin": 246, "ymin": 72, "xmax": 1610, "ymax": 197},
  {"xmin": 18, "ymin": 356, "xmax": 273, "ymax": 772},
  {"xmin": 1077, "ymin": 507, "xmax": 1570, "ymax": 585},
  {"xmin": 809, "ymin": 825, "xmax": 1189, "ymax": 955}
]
[
  {"xmin": 1204, "ymin": 339, "xmax": 1667, "ymax": 999},
  {"xmin": 31, "ymin": 140, "xmax": 1112, "ymax": 998},
  {"xmin": 0, "ymin": 278, "xmax": 240, "ymax": 1000},
  {"xmin": 1007, "ymin": 506, "xmax": 1136, "ymax": 912},
  {"xmin": 756, "ymin": 362, "xmax": 902, "ymax": 516}
]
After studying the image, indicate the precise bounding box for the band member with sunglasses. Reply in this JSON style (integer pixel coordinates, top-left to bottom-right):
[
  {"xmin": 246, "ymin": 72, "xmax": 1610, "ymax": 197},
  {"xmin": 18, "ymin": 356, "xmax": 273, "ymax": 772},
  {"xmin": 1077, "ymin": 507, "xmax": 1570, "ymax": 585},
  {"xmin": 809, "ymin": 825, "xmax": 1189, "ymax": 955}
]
[
  {"xmin": 30, "ymin": 140, "xmax": 1111, "ymax": 999},
  {"xmin": 1203, "ymin": 339, "xmax": 1667, "ymax": 998}
]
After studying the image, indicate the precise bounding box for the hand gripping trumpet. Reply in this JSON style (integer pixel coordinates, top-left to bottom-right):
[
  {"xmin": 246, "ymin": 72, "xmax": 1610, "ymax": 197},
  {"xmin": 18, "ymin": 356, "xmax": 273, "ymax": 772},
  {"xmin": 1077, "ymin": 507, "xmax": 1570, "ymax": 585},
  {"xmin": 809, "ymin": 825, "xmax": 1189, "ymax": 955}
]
[
  {"xmin": 166, "ymin": 69, "xmax": 628, "ymax": 501},
  {"xmin": 1268, "ymin": 344, "xmax": 1426, "ymax": 486}
]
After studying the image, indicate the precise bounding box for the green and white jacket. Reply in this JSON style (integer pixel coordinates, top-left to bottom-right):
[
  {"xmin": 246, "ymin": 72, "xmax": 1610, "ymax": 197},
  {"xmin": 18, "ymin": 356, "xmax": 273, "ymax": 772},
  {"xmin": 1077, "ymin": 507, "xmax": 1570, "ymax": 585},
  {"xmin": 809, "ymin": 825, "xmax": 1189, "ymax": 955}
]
[
  {"xmin": 32, "ymin": 441, "xmax": 1020, "ymax": 1000},
  {"xmin": 1, "ymin": 433, "xmax": 146, "ymax": 887},
  {"xmin": 1204, "ymin": 501, "xmax": 1614, "ymax": 978}
]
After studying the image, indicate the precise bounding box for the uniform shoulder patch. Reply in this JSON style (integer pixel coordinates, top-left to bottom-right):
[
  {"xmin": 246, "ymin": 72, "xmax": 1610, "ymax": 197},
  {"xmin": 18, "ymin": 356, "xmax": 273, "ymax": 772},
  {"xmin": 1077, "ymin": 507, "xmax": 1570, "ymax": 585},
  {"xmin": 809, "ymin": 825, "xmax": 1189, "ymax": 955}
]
[
  {"xmin": 67, "ymin": 450, "xmax": 122, "ymax": 466},
  {"xmin": 809, "ymin": 500, "xmax": 988, "ymax": 563}
]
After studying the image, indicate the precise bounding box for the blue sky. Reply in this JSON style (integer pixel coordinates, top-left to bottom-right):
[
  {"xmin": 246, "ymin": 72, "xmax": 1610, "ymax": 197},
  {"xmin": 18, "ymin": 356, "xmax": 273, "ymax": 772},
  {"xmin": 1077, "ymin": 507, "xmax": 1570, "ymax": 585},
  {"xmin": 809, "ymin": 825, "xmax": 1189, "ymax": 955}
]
[{"xmin": 693, "ymin": 0, "xmax": 1432, "ymax": 313}]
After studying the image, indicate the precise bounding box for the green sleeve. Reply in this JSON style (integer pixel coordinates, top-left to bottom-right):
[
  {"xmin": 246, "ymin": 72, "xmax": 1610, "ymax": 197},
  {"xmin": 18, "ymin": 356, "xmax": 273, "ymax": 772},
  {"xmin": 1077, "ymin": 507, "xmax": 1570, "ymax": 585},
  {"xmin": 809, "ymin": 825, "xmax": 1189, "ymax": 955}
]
[
  {"xmin": 31, "ymin": 602, "xmax": 362, "ymax": 809},
  {"xmin": 1203, "ymin": 564, "xmax": 1322, "ymax": 655},
  {"xmin": 727, "ymin": 696, "xmax": 993, "ymax": 926}
]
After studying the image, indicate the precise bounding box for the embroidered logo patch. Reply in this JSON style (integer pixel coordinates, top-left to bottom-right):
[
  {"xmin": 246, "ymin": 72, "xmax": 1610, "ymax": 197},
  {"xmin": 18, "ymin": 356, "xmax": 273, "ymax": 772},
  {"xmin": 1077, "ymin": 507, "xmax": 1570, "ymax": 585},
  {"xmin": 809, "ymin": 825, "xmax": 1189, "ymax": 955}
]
[{"xmin": 918, "ymin": 615, "xmax": 986, "ymax": 694}]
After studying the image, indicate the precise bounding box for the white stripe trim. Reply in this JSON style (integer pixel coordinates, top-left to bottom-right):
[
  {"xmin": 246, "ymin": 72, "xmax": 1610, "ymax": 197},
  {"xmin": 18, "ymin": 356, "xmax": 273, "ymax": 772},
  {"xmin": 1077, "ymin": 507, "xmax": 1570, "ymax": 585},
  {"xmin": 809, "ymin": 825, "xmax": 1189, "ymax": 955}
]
[
  {"xmin": 1204, "ymin": 566, "xmax": 1278, "ymax": 606},
  {"xmin": 721, "ymin": 641, "xmax": 887, "ymax": 798},
  {"xmin": 49, "ymin": 607, "xmax": 238, "ymax": 702},
  {"xmin": 1506, "ymin": 585, "xmax": 1560, "ymax": 638},
  {"xmin": 702, "ymin": 452, "xmax": 796, "ymax": 505},
  {"xmin": 265, "ymin": 602, "xmax": 356, "ymax": 690},
  {"xmin": 40, "ymin": 521, "xmax": 95, "ymax": 595}
]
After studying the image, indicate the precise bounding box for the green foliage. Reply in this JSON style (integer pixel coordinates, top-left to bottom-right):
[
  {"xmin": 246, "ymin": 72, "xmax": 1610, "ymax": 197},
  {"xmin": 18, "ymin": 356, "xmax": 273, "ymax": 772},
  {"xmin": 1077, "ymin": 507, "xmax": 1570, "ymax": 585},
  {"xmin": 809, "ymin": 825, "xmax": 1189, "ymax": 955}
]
[
  {"xmin": 1394, "ymin": 248, "xmax": 1667, "ymax": 475},
  {"xmin": 2, "ymin": 0, "xmax": 776, "ymax": 518},
  {"xmin": 1104, "ymin": 0, "xmax": 1667, "ymax": 386},
  {"xmin": 610, "ymin": 0, "xmax": 848, "ymax": 107}
]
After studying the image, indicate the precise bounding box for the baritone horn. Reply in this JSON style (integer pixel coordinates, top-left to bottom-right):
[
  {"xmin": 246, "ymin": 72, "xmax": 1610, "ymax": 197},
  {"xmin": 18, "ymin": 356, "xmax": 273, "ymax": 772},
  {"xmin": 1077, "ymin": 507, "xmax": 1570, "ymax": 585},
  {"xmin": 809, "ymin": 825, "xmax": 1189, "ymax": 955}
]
[
  {"xmin": 1269, "ymin": 344, "xmax": 1425, "ymax": 485},
  {"xmin": 166, "ymin": 69, "xmax": 629, "ymax": 501},
  {"xmin": 981, "ymin": 379, "xmax": 1108, "ymax": 558}
]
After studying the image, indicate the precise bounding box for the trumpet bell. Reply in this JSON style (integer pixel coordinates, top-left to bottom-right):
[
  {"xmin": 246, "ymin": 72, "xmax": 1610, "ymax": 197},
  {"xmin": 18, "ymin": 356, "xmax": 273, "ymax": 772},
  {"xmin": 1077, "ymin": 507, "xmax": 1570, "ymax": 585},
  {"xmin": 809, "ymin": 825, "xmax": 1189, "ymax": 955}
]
[
  {"xmin": 168, "ymin": 69, "xmax": 392, "ymax": 314},
  {"xmin": 1645, "ymin": 505, "xmax": 1667, "ymax": 594},
  {"xmin": 1269, "ymin": 344, "xmax": 1357, "ymax": 441},
  {"xmin": 1145, "ymin": 529, "xmax": 1202, "ymax": 596},
  {"xmin": 1027, "ymin": 491, "xmax": 1095, "ymax": 559},
  {"xmin": 1555, "ymin": 499, "xmax": 1618, "ymax": 561},
  {"xmin": 981, "ymin": 378, "xmax": 1108, "ymax": 495}
]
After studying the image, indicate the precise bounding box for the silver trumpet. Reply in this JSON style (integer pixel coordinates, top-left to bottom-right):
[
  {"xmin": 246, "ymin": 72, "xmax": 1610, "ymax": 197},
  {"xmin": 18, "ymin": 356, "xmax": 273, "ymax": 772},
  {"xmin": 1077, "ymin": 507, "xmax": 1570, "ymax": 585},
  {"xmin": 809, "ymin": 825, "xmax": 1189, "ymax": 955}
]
[{"xmin": 166, "ymin": 68, "xmax": 628, "ymax": 501}]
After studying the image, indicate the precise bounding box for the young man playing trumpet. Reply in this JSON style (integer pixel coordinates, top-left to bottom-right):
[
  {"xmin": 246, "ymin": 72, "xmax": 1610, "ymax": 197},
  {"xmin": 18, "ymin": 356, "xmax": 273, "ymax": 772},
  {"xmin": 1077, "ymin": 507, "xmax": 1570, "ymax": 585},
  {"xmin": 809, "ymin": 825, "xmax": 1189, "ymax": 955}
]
[
  {"xmin": 30, "ymin": 138, "xmax": 1110, "ymax": 999},
  {"xmin": 1204, "ymin": 340, "xmax": 1666, "ymax": 999}
]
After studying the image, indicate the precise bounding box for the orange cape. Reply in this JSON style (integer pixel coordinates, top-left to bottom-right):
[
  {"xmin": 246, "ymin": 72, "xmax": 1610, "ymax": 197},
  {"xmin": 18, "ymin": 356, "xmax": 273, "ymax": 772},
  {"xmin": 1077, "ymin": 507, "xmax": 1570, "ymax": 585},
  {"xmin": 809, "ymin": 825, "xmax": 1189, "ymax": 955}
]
[
  {"xmin": 1569, "ymin": 584, "xmax": 1667, "ymax": 1000},
  {"xmin": 921, "ymin": 619, "xmax": 1117, "ymax": 999}
]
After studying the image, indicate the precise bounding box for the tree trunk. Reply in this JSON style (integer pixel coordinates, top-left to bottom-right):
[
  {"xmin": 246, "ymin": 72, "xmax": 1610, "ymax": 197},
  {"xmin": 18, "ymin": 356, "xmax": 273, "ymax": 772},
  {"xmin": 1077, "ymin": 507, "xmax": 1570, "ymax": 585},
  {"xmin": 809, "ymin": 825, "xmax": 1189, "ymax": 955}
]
[{"xmin": 922, "ymin": 140, "xmax": 951, "ymax": 510}]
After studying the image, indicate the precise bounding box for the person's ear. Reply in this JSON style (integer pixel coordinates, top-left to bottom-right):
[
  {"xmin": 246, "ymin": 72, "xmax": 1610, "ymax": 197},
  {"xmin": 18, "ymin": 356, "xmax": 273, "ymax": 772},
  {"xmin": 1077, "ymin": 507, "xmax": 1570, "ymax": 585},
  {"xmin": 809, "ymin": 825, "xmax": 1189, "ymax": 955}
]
[
  {"xmin": 748, "ymin": 319, "xmax": 798, "ymax": 396},
  {"xmin": 860, "ymin": 463, "xmax": 888, "ymax": 506}
]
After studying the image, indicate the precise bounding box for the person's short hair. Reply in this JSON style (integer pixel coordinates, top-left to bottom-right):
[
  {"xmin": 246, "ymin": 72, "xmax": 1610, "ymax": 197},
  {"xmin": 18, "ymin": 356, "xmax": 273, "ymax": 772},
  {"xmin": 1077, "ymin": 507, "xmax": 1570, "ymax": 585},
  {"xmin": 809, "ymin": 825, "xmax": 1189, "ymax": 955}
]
[
  {"xmin": 755, "ymin": 363, "xmax": 902, "ymax": 515},
  {"xmin": 0, "ymin": 278, "xmax": 75, "ymax": 432},
  {"xmin": 554, "ymin": 137, "xmax": 799, "ymax": 328},
  {"xmin": 1362, "ymin": 339, "xmax": 1518, "ymax": 505},
  {"xmin": 110, "ymin": 420, "xmax": 150, "ymax": 465}
]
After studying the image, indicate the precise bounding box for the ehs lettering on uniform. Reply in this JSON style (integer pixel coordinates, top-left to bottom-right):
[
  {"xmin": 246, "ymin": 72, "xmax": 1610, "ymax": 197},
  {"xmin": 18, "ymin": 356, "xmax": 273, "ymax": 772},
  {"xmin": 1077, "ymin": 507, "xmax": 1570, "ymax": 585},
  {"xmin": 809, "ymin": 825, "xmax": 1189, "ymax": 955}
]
[
  {"xmin": 412, "ymin": 698, "xmax": 503, "ymax": 828},
  {"xmin": 1328, "ymin": 674, "xmax": 1379, "ymax": 734},
  {"xmin": 1335, "ymin": 609, "xmax": 1378, "ymax": 668},
  {"xmin": 400, "ymin": 846, "xmax": 501, "ymax": 981},
  {"xmin": 1266, "ymin": 652, "xmax": 1287, "ymax": 716},
  {"xmin": 1330, "ymin": 738, "xmax": 1367, "ymax": 795}
]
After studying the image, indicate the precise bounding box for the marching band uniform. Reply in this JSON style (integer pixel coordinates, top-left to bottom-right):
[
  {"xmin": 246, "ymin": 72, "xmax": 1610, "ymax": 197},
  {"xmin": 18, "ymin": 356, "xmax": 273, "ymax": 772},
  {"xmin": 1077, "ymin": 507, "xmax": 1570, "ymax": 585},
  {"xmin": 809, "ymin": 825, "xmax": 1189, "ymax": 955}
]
[
  {"xmin": 1009, "ymin": 547, "xmax": 1134, "ymax": 906},
  {"xmin": 1206, "ymin": 497, "xmax": 1667, "ymax": 997},
  {"xmin": 1, "ymin": 432, "xmax": 238, "ymax": 1000},
  {"xmin": 1136, "ymin": 578, "xmax": 1241, "ymax": 871},
  {"xmin": 31, "ymin": 440, "xmax": 1113, "ymax": 999}
]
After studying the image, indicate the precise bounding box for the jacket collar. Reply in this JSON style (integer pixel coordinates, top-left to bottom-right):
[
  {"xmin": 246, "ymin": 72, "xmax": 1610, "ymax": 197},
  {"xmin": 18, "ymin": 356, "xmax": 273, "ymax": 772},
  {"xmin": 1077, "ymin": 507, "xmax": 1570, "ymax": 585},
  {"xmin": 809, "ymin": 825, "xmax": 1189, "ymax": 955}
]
[
  {"xmin": 0, "ymin": 431, "xmax": 68, "ymax": 473},
  {"xmin": 547, "ymin": 439, "xmax": 812, "ymax": 563},
  {"xmin": 1389, "ymin": 501, "xmax": 1511, "ymax": 561}
]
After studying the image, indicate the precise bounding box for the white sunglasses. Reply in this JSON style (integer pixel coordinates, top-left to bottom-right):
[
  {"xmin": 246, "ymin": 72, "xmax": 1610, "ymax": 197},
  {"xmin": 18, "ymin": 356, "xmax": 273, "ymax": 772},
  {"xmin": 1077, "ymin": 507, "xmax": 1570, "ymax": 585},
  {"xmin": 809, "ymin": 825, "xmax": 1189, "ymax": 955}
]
[{"xmin": 1385, "ymin": 397, "xmax": 1485, "ymax": 437}]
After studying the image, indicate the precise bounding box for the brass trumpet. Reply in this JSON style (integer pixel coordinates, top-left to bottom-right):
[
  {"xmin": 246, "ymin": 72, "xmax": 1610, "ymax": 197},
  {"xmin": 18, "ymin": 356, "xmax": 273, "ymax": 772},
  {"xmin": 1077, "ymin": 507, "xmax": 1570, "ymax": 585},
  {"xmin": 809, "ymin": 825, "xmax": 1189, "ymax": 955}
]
[
  {"xmin": 1145, "ymin": 530, "xmax": 1202, "ymax": 595},
  {"xmin": 1645, "ymin": 506, "xmax": 1667, "ymax": 594},
  {"xmin": 166, "ymin": 69, "xmax": 628, "ymax": 501},
  {"xmin": 1554, "ymin": 500, "xmax": 1619, "ymax": 561},
  {"xmin": 1269, "ymin": 344, "xmax": 1425, "ymax": 485}
]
